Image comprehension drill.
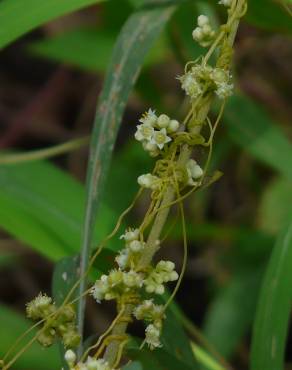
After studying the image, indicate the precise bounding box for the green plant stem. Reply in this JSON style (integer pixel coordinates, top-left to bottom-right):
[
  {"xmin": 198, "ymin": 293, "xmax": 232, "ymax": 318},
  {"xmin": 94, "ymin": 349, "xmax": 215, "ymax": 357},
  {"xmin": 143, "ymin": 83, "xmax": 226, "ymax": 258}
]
[{"xmin": 103, "ymin": 1, "xmax": 245, "ymax": 365}]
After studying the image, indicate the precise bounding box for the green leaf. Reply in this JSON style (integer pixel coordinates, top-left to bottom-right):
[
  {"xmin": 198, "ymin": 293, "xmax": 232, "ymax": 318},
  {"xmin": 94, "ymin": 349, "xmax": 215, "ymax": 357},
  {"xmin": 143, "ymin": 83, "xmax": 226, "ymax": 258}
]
[
  {"xmin": 0, "ymin": 160, "xmax": 116, "ymax": 261},
  {"xmin": 250, "ymin": 221, "xmax": 292, "ymax": 370},
  {"xmin": 29, "ymin": 27, "xmax": 168, "ymax": 73},
  {"xmin": 0, "ymin": 0, "xmax": 105, "ymax": 49},
  {"xmin": 246, "ymin": 0, "xmax": 292, "ymax": 32},
  {"xmin": 224, "ymin": 95, "xmax": 292, "ymax": 181},
  {"xmin": 127, "ymin": 347, "xmax": 194, "ymax": 370},
  {"xmin": 0, "ymin": 304, "xmax": 60, "ymax": 370},
  {"xmin": 203, "ymin": 268, "xmax": 264, "ymax": 358},
  {"xmin": 257, "ymin": 177, "xmax": 292, "ymax": 235},
  {"xmin": 161, "ymin": 309, "xmax": 197, "ymax": 368},
  {"xmin": 191, "ymin": 343, "xmax": 225, "ymax": 370},
  {"xmin": 29, "ymin": 29, "xmax": 116, "ymax": 72},
  {"xmin": 77, "ymin": 0, "xmax": 178, "ymax": 345}
]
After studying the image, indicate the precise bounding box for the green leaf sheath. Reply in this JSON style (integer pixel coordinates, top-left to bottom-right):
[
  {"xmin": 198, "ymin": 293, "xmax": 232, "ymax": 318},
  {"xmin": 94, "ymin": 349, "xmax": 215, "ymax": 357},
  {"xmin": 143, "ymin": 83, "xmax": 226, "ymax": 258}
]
[
  {"xmin": 77, "ymin": 0, "xmax": 179, "ymax": 347},
  {"xmin": 0, "ymin": 0, "xmax": 105, "ymax": 49},
  {"xmin": 250, "ymin": 222, "xmax": 292, "ymax": 370}
]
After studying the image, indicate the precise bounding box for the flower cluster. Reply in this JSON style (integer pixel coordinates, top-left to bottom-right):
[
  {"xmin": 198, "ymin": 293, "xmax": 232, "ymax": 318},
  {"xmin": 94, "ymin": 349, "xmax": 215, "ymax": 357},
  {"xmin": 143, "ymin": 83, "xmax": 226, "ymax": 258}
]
[
  {"xmin": 135, "ymin": 109, "xmax": 180, "ymax": 156},
  {"xmin": 116, "ymin": 228, "xmax": 144, "ymax": 269},
  {"xmin": 90, "ymin": 228, "xmax": 179, "ymax": 350},
  {"xmin": 92, "ymin": 259, "xmax": 178, "ymax": 303},
  {"xmin": 144, "ymin": 261, "xmax": 179, "ymax": 295},
  {"xmin": 186, "ymin": 159, "xmax": 204, "ymax": 186},
  {"xmin": 134, "ymin": 300, "xmax": 165, "ymax": 349},
  {"xmin": 64, "ymin": 350, "xmax": 116, "ymax": 370},
  {"xmin": 192, "ymin": 15, "xmax": 215, "ymax": 47},
  {"xmin": 26, "ymin": 293, "xmax": 80, "ymax": 348},
  {"xmin": 137, "ymin": 173, "xmax": 160, "ymax": 190},
  {"xmin": 178, "ymin": 64, "xmax": 233, "ymax": 100},
  {"xmin": 91, "ymin": 269, "xmax": 144, "ymax": 302}
]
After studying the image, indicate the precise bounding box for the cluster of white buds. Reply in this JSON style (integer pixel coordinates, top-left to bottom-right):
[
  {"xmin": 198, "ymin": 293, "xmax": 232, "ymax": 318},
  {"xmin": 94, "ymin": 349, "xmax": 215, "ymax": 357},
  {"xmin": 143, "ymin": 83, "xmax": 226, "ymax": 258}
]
[
  {"xmin": 64, "ymin": 350, "xmax": 115, "ymax": 370},
  {"xmin": 186, "ymin": 159, "xmax": 204, "ymax": 186},
  {"xmin": 137, "ymin": 173, "xmax": 160, "ymax": 190},
  {"xmin": 192, "ymin": 15, "xmax": 216, "ymax": 47},
  {"xmin": 178, "ymin": 64, "xmax": 233, "ymax": 100},
  {"xmin": 134, "ymin": 299, "xmax": 164, "ymax": 322},
  {"xmin": 115, "ymin": 228, "xmax": 145, "ymax": 269},
  {"xmin": 219, "ymin": 0, "xmax": 232, "ymax": 7},
  {"xmin": 134, "ymin": 300, "xmax": 165, "ymax": 349},
  {"xmin": 135, "ymin": 109, "xmax": 180, "ymax": 156},
  {"xmin": 91, "ymin": 269, "xmax": 144, "ymax": 302},
  {"xmin": 144, "ymin": 261, "xmax": 179, "ymax": 295}
]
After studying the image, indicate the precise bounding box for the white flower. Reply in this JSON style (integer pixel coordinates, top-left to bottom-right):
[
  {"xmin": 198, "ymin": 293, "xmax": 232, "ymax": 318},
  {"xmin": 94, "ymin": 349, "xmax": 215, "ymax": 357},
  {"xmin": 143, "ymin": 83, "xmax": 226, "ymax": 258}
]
[
  {"xmin": 134, "ymin": 300, "xmax": 164, "ymax": 321},
  {"xmin": 197, "ymin": 15, "xmax": 209, "ymax": 27},
  {"xmin": 150, "ymin": 128, "xmax": 172, "ymax": 150},
  {"xmin": 142, "ymin": 141, "xmax": 160, "ymax": 157},
  {"xmin": 144, "ymin": 260, "xmax": 178, "ymax": 295},
  {"xmin": 215, "ymin": 82, "xmax": 234, "ymax": 99},
  {"xmin": 179, "ymin": 73, "xmax": 202, "ymax": 99},
  {"xmin": 211, "ymin": 68, "xmax": 229, "ymax": 84},
  {"xmin": 157, "ymin": 114, "xmax": 170, "ymax": 128},
  {"xmin": 139, "ymin": 108, "xmax": 157, "ymax": 126},
  {"xmin": 156, "ymin": 260, "xmax": 179, "ymax": 282},
  {"xmin": 123, "ymin": 270, "xmax": 144, "ymax": 288},
  {"xmin": 128, "ymin": 240, "xmax": 144, "ymax": 253},
  {"xmin": 219, "ymin": 0, "xmax": 232, "ymax": 6},
  {"xmin": 145, "ymin": 324, "xmax": 162, "ymax": 349},
  {"xmin": 137, "ymin": 173, "xmax": 160, "ymax": 190},
  {"xmin": 91, "ymin": 275, "xmax": 109, "ymax": 302},
  {"xmin": 167, "ymin": 119, "xmax": 180, "ymax": 133},
  {"xmin": 64, "ymin": 350, "xmax": 76, "ymax": 367},
  {"xmin": 108, "ymin": 269, "xmax": 124, "ymax": 286},
  {"xmin": 134, "ymin": 123, "xmax": 154, "ymax": 142},
  {"xmin": 192, "ymin": 27, "xmax": 203, "ymax": 41},
  {"xmin": 192, "ymin": 15, "xmax": 215, "ymax": 47},
  {"xmin": 187, "ymin": 159, "xmax": 203, "ymax": 178},
  {"xmin": 115, "ymin": 249, "xmax": 130, "ymax": 269},
  {"xmin": 120, "ymin": 228, "xmax": 139, "ymax": 242},
  {"xmin": 86, "ymin": 357, "xmax": 112, "ymax": 370}
]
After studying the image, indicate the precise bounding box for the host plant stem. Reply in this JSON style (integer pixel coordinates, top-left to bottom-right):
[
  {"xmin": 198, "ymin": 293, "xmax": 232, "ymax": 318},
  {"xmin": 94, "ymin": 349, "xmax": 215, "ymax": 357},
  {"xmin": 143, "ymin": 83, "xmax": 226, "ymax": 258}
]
[{"xmin": 104, "ymin": 0, "xmax": 245, "ymax": 365}]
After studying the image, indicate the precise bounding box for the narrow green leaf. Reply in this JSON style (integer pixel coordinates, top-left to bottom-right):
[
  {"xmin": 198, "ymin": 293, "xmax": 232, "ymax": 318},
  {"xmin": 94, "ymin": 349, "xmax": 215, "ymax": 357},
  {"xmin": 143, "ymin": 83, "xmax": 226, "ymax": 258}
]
[
  {"xmin": 0, "ymin": 0, "xmax": 105, "ymax": 49},
  {"xmin": 203, "ymin": 268, "xmax": 264, "ymax": 358},
  {"xmin": 224, "ymin": 95, "xmax": 292, "ymax": 180},
  {"xmin": 191, "ymin": 343, "xmax": 225, "ymax": 370},
  {"xmin": 257, "ymin": 177, "xmax": 292, "ymax": 235},
  {"xmin": 0, "ymin": 161, "xmax": 116, "ymax": 260},
  {"xmin": 29, "ymin": 27, "xmax": 168, "ymax": 73},
  {"xmin": 250, "ymin": 222, "xmax": 292, "ymax": 370},
  {"xmin": 77, "ymin": 0, "xmax": 179, "ymax": 345},
  {"xmin": 0, "ymin": 304, "xmax": 60, "ymax": 370},
  {"xmin": 29, "ymin": 30, "xmax": 116, "ymax": 73}
]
